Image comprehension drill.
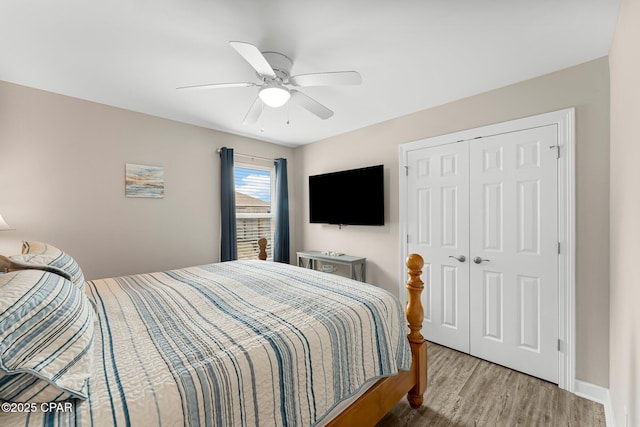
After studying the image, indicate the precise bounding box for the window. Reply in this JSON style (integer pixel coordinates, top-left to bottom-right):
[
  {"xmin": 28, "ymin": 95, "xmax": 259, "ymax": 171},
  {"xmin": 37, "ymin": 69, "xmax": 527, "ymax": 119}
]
[{"xmin": 234, "ymin": 164, "xmax": 273, "ymax": 260}]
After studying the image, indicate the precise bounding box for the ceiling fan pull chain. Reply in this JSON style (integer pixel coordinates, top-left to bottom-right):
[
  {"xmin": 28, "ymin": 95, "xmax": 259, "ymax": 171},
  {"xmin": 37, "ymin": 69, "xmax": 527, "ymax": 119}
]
[
  {"xmin": 286, "ymin": 102, "xmax": 290, "ymax": 125},
  {"xmin": 260, "ymin": 101, "xmax": 265, "ymax": 132}
]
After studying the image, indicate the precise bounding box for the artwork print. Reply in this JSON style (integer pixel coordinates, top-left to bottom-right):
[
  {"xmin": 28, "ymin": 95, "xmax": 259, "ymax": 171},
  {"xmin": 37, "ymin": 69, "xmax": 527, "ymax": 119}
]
[{"xmin": 125, "ymin": 163, "xmax": 164, "ymax": 198}]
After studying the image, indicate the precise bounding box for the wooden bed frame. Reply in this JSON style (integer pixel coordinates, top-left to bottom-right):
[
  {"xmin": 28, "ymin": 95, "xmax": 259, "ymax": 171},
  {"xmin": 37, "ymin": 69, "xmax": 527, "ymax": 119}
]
[{"xmin": 257, "ymin": 238, "xmax": 427, "ymax": 426}]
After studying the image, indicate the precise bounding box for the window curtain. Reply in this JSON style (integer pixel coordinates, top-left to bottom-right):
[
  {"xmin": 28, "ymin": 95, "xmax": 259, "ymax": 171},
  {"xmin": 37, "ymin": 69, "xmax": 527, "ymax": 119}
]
[
  {"xmin": 220, "ymin": 147, "xmax": 237, "ymax": 261},
  {"xmin": 273, "ymin": 158, "xmax": 290, "ymax": 263}
]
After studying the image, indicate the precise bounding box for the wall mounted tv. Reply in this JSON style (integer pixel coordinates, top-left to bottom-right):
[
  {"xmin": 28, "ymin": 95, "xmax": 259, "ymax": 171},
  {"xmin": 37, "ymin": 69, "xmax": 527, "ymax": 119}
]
[{"xmin": 309, "ymin": 165, "xmax": 384, "ymax": 226}]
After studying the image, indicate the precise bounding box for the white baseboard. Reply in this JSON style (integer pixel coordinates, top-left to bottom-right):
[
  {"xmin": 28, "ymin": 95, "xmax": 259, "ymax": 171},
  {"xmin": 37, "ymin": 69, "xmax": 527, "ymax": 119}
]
[{"xmin": 574, "ymin": 380, "xmax": 615, "ymax": 427}]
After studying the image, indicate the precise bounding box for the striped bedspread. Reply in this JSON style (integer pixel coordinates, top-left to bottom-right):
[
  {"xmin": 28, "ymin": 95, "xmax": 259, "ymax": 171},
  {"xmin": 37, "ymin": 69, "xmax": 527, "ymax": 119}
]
[{"xmin": 1, "ymin": 260, "xmax": 410, "ymax": 426}]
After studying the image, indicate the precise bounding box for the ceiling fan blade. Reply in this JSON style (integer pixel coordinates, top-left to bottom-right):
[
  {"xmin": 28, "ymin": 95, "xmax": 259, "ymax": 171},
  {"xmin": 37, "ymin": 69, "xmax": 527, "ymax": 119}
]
[
  {"xmin": 289, "ymin": 71, "xmax": 362, "ymax": 87},
  {"xmin": 176, "ymin": 82, "xmax": 256, "ymax": 91},
  {"xmin": 229, "ymin": 41, "xmax": 276, "ymax": 78},
  {"xmin": 242, "ymin": 96, "xmax": 263, "ymax": 125},
  {"xmin": 290, "ymin": 90, "xmax": 334, "ymax": 120}
]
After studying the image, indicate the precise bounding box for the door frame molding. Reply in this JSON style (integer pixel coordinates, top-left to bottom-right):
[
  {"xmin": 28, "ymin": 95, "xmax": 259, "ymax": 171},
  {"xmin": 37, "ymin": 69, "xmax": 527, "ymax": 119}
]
[{"xmin": 398, "ymin": 108, "xmax": 576, "ymax": 391}]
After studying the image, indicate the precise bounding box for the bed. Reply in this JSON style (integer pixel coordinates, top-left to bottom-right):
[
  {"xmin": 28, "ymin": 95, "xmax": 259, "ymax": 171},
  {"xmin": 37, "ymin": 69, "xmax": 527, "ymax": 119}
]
[{"xmin": 0, "ymin": 241, "xmax": 426, "ymax": 426}]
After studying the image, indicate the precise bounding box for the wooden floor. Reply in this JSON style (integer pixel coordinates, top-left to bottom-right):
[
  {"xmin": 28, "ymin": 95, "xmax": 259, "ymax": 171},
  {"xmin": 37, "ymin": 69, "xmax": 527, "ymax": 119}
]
[{"xmin": 377, "ymin": 343, "xmax": 605, "ymax": 427}]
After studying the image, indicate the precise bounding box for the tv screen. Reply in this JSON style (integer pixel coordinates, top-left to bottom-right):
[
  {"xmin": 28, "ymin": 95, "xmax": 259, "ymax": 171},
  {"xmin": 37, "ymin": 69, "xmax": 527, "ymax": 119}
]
[{"xmin": 309, "ymin": 165, "xmax": 384, "ymax": 226}]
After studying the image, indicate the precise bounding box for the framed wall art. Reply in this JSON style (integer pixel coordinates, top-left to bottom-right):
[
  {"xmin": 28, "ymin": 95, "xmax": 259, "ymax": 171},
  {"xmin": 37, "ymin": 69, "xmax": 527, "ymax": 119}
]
[{"xmin": 125, "ymin": 163, "xmax": 164, "ymax": 198}]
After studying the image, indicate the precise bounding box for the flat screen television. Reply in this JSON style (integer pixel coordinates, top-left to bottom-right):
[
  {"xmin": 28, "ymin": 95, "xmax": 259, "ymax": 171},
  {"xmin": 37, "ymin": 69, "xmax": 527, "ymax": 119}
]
[{"xmin": 309, "ymin": 165, "xmax": 384, "ymax": 226}]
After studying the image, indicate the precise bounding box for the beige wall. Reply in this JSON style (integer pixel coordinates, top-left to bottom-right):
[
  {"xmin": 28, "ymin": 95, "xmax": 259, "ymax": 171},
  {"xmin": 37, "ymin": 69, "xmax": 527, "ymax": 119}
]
[
  {"xmin": 295, "ymin": 57, "xmax": 610, "ymax": 387},
  {"xmin": 609, "ymin": 0, "xmax": 640, "ymax": 424},
  {"xmin": 0, "ymin": 80, "xmax": 295, "ymax": 280}
]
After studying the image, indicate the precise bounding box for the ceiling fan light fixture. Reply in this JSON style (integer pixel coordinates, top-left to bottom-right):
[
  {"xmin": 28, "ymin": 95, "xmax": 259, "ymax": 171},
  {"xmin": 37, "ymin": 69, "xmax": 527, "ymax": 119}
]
[{"xmin": 259, "ymin": 84, "xmax": 290, "ymax": 108}]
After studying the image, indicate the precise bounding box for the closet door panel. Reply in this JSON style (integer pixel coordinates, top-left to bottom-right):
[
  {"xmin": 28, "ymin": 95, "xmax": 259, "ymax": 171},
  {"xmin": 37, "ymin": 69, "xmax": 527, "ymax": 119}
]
[
  {"xmin": 407, "ymin": 141, "xmax": 470, "ymax": 353},
  {"xmin": 469, "ymin": 125, "xmax": 559, "ymax": 383}
]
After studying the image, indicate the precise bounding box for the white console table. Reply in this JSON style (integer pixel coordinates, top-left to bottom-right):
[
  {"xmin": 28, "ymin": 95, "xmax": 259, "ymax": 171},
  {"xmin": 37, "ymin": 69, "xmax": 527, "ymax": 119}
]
[{"xmin": 296, "ymin": 251, "xmax": 367, "ymax": 282}]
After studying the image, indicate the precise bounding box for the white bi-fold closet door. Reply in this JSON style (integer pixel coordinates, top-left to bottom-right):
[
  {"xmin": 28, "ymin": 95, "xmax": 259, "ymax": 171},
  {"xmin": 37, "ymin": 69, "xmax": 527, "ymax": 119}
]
[{"xmin": 406, "ymin": 125, "xmax": 559, "ymax": 383}]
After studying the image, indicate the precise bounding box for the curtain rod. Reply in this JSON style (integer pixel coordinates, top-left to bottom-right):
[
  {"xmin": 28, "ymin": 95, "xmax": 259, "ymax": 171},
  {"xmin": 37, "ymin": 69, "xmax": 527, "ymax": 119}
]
[{"xmin": 217, "ymin": 148, "xmax": 280, "ymax": 163}]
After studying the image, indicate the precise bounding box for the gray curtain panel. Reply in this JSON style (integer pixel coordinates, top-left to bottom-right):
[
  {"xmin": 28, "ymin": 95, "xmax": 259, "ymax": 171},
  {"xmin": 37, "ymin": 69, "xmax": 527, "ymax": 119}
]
[
  {"xmin": 274, "ymin": 158, "xmax": 290, "ymax": 263},
  {"xmin": 220, "ymin": 147, "xmax": 237, "ymax": 261}
]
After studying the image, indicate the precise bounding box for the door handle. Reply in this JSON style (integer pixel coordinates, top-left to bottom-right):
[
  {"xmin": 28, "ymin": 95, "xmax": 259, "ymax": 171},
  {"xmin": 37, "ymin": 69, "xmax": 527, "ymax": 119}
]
[
  {"xmin": 473, "ymin": 256, "xmax": 491, "ymax": 264},
  {"xmin": 448, "ymin": 255, "xmax": 466, "ymax": 263}
]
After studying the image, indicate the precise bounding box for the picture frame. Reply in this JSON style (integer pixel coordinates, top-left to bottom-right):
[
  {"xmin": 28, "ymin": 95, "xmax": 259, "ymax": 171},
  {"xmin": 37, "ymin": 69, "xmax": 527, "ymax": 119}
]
[{"xmin": 125, "ymin": 163, "xmax": 164, "ymax": 198}]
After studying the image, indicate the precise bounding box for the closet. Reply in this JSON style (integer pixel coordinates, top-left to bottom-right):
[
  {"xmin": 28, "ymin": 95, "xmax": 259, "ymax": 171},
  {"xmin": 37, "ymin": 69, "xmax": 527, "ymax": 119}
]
[{"xmin": 400, "ymin": 118, "xmax": 565, "ymax": 384}]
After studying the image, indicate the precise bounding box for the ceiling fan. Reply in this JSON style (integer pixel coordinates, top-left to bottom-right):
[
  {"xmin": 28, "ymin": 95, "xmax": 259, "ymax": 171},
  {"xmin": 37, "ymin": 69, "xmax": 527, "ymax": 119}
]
[{"xmin": 177, "ymin": 41, "xmax": 362, "ymax": 124}]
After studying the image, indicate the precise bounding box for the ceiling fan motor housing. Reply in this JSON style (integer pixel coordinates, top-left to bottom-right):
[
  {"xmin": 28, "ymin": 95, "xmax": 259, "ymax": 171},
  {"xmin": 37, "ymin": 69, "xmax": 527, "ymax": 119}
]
[{"xmin": 260, "ymin": 51, "xmax": 293, "ymax": 82}]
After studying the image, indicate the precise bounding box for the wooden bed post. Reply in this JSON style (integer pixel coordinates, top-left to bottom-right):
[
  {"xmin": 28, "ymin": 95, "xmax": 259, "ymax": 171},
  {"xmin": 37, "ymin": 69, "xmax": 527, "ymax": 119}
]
[
  {"xmin": 406, "ymin": 253, "xmax": 427, "ymax": 408},
  {"xmin": 258, "ymin": 238, "xmax": 267, "ymax": 260}
]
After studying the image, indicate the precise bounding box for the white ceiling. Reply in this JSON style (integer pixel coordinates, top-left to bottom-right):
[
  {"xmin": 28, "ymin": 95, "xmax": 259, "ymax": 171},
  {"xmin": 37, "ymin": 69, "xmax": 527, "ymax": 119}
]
[{"xmin": 0, "ymin": 0, "xmax": 620, "ymax": 147}]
